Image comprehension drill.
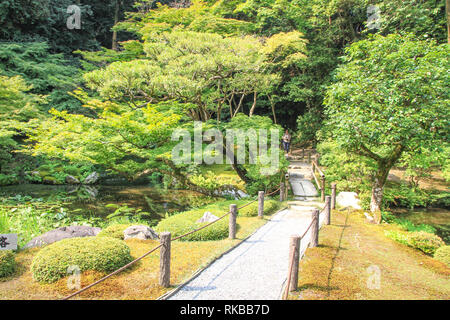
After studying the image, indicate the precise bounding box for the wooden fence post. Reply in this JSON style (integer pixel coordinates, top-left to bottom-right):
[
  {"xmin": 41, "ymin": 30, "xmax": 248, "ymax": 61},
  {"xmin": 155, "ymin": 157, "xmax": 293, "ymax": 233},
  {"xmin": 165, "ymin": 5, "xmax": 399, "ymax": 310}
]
[
  {"xmin": 229, "ymin": 204, "xmax": 237, "ymax": 239},
  {"xmin": 325, "ymin": 196, "xmax": 331, "ymax": 225},
  {"xmin": 285, "ymin": 173, "xmax": 290, "ymax": 200},
  {"xmin": 331, "ymin": 183, "xmax": 337, "ymax": 210},
  {"xmin": 280, "ymin": 181, "xmax": 285, "ymax": 202},
  {"xmin": 258, "ymin": 191, "xmax": 264, "ymax": 219},
  {"xmin": 311, "ymin": 209, "xmax": 319, "ymax": 247},
  {"xmin": 159, "ymin": 232, "xmax": 171, "ymax": 287},
  {"xmin": 321, "ymin": 176, "xmax": 326, "ymax": 202},
  {"xmin": 288, "ymin": 236, "xmax": 300, "ymax": 292}
]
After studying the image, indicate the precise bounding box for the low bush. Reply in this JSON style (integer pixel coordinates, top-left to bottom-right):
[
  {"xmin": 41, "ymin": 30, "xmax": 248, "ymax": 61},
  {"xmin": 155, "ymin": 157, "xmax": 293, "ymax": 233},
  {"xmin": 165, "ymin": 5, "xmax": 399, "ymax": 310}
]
[
  {"xmin": 0, "ymin": 251, "xmax": 16, "ymax": 278},
  {"xmin": 433, "ymin": 245, "xmax": 450, "ymax": 267},
  {"xmin": 97, "ymin": 224, "xmax": 134, "ymax": 240},
  {"xmin": 155, "ymin": 200, "xmax": 249, "ymax": 241},
  {"xmin": 385, "ymin": 230, "xmax": 444, "ymax": 255},
  {"xmin": 408, "ymin": 231, "xmax": 445, "ymax": 255},
  {"xmin": 155, "ymin": 208, "xmax": 229, "ymax": 241},
  {"xmin": 239, "ymin": 200, "xmax": 280, "ymax": 217},
  {"xmin": 31, "ymin": 237, "xmax": 133, "ymax": 283}
]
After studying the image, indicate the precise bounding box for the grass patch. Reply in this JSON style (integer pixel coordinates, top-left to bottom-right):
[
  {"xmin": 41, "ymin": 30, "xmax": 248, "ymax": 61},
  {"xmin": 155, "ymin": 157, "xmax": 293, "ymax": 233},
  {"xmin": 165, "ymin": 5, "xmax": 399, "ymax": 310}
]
[{"xmin": 288, "ymin": 209, "xmax": 450, "ymax": 300}]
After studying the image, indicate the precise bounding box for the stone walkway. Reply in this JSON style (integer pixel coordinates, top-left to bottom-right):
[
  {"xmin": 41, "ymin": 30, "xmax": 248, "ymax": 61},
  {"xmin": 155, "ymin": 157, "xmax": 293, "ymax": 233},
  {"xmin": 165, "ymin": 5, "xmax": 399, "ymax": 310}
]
[{"xmin": 167, "ymin": 160, "xmax": 323, "ymax": 300}]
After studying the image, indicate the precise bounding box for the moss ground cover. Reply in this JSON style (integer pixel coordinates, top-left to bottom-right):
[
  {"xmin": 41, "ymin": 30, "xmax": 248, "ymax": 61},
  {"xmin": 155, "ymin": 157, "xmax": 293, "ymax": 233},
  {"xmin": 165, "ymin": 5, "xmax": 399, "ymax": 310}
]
[
  {"xmin": 288, "ymin": 209, "xmax": 450, "ymax": 300},
  {"xmin": 0, "ymin": 201, "xmax": 285, "ymax": 299}
]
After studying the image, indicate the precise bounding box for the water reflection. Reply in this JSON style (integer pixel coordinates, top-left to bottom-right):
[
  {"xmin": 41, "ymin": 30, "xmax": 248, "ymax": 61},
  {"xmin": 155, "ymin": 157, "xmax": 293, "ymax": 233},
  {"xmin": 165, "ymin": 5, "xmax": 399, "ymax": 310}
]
[{"xmin": 0, "ymin": 184, "xmax": 213, "ymax": 224}]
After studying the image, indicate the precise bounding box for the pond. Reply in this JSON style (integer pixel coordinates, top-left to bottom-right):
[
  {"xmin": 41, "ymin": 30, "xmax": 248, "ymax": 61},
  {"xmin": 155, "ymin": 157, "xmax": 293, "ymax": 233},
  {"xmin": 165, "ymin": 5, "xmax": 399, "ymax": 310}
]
[
  {"xmin": 0, "ymin": 184, "xmax": 215, "ymax": 225},
  {"xmin": 391, "ymin": 207, "xmax": 450, "ymax": 244}
]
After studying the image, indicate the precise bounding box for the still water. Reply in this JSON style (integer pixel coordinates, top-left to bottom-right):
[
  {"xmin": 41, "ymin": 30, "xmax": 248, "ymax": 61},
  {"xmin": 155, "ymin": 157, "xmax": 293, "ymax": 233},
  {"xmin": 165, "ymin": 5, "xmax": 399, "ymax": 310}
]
[{"xmin": 0, "ymin": 184, "xmax": 213, "ymax": 224}]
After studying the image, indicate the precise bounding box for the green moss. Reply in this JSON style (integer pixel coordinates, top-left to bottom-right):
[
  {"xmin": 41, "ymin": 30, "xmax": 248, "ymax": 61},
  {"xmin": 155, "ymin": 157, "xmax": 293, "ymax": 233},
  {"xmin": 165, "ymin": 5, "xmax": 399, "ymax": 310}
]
[
  {"xmin": 239, "ymin": 199, "xmax": 280, "ymax": 217},
  {"xmin": 97, "ymin": 224, "xmax": 134, "ymax": 240},
  {"xmin": 434, "ymin": 246, "xmax": 450, "ymax": 267},
  {"xmin": 31, "ymin": 237, "xmax": 133, "ymax": 283},
  {"xmin": 0, "ymin": 251, "xmax": 16, "ymax": 278}
]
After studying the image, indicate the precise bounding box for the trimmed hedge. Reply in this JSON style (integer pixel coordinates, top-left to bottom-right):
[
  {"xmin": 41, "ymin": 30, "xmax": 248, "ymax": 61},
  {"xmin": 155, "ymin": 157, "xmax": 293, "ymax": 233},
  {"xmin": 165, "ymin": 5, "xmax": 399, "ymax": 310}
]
[
  {"xmin": 155, "ymin": 208, "xmax": 229, "ymax": 241},
  {"xmin": 434, "ymin": 245, "xmax": 450, "ymax": 267},
  {"xmin": 97, "ymin": 224, "xmax": 134, "ymax": 240},
  {"xmin": 239, "ymin": 200, "xmax": 280, "ymax": 217},
  {"xmin": 31, "ymin": 237, "xmax": 133, "ymax": 283},
  {"xmin": 408, "ymin": 231, "xmax": 445, "ymax": 255},
  {"xmin": 0, "ymin": 250, "xmax": 16, "ymax": 278},
  {"xmin": 385, "ymin": 230, "xmax": 445, "ymax": 255}
]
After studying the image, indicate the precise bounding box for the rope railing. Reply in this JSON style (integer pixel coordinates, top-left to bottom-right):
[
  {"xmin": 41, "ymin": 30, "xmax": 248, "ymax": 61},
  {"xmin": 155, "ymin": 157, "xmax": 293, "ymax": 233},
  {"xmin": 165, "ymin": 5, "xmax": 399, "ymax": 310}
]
[{"xmin": 62, "ymin": 186, "xmax": 281, "ymax": 300}]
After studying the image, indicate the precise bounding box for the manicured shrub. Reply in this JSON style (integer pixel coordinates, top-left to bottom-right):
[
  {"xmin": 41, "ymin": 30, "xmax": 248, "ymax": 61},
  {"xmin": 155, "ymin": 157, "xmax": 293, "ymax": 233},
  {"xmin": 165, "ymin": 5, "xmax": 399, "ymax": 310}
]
[
  {"xmin": 407, "ymin": 231, "xmax": 445, "ymax": 255},
  {"xmin": 239, "ymin": 200, "xmax": 280, "ymax": 217},
  {"xmin": 97, "ymin": 224, "xmax": 134, "ymax": 240},
  {"xmin": 155, "ymin": 208, "xmax": 229, "ymax": 241},
  {"xmin": 31, "ymin": 237, "xmax": 133, "ymax": 283},
  {"xmin": 0, "ymin": 251, "xmax": 16, "ymax": 278},
  {"xmin": 434, "ymin": 246, "xmax": 450, "ymax": 267}
]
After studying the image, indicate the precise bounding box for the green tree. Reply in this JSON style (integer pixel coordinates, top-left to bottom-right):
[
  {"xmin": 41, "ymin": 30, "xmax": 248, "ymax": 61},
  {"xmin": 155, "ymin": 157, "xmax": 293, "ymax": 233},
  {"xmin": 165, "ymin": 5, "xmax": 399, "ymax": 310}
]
[{"xmin": 324, "ymin": 34, "xmax": 449, "ymax": 221}]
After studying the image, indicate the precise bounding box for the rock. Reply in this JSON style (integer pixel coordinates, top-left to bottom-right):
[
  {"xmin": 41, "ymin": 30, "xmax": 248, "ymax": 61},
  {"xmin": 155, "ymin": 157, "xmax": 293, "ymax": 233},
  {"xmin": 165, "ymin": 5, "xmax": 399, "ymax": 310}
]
[
  {"xmin": 196, "ymin": 211, "xmax": 219, "ymax": 223},
  {"xmin": 83, "ymin": 185, "xmax": 98, "ymax": 198},
  {"xmin": 42, "ymin": 176, "xmax": 58, "ymax": 185},
  {"xmin": 24, "ymin": 225, "xmax": 102, "ymax": 249},
  {"xmin": 336, "ymin": 192, "xmax": 362, "ymax": 209},
  {"xmin": 364, "ymin": 212, "xmax": 375, "ymax": 224},
  {"xmin": 387, "ymin": 173, "xmax": 401, "ymax": 183},
  {"xmin": 123, "ymin": 225, "xmax": 159, "ymax": 240},
  {"xmin": 65, "ymin": 175, "xmax": 80, "ymax": 184},
  {"xmin": 83, "ymin": 172, "xmax": 99, "ymax": 185}
]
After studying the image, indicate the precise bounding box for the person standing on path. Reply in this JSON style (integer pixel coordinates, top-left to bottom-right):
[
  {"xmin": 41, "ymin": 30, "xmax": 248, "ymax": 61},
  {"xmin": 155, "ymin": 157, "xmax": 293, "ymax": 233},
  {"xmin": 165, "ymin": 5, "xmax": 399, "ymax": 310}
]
[{"xmin": 282, "ymin": 129, "xmax": 291, "ymax": 155}]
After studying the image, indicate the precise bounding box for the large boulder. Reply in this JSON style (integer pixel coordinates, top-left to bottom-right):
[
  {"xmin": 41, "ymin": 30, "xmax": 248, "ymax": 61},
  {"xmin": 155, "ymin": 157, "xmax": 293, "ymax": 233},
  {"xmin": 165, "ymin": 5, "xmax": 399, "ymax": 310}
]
[
  {"xmin": 123, "ymin": 225, "xmax": 158, "ymax": 240},
  {"xmin": 336, "ymin": 192, "xmax": 362, "ymax": 209},
  {"xmin": 83, "ymin": 172, "xmax": 99, "ymax": 185},
  {"xmin": 24, "ymin": 225, "xmax": 102, "ymax": 249},
  {"xmin": 196, "ymin": 211, "xmax": 219, "ymax": 223},
  {"xmin": 65, "ymin": 175, "xmax": 80, "ymax": 184}
]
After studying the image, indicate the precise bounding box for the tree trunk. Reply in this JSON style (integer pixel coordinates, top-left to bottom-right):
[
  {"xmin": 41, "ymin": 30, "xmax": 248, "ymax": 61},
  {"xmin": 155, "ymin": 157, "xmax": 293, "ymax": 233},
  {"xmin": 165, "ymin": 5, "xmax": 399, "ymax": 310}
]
[
  {"xmin": 112, "ymin": 0, "xmax": 120, "ymax": 51},
  {"xmin": 447, "ymin": 0, "xmax": 450, "ymax": 44},
  {"xmin": 249, "ymin": 91, "xmax": 257, "ymax": 117},
  {"xmin": 370, "ymin": 164, "xmax": 390, "ymax": 224}
]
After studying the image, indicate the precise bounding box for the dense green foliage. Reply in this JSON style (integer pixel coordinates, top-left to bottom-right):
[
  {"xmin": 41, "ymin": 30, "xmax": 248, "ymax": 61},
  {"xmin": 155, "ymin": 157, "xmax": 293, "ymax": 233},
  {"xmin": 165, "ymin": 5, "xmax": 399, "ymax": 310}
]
[
  {"xmin": 0, "ymin": 251, "xmax": 16, "ymax": 278},
  {"xmin": 31, "ymin": 236, "xmax": 133, "ymax": 283},
  {"xmin": 324, "ymin": 34, "xmax": 449, "ymax": 215}
]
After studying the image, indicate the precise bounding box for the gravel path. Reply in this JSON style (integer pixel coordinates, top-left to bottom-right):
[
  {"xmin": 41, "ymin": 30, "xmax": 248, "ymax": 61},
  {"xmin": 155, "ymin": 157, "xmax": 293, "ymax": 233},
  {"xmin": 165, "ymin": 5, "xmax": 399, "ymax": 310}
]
[
  {"xmin": 167, "ymin": 161, "xmax": 321, "ymax": 300},
  {"xmin": 168, "ymin": 208, "xmax": 317, "ymax": 300}
]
